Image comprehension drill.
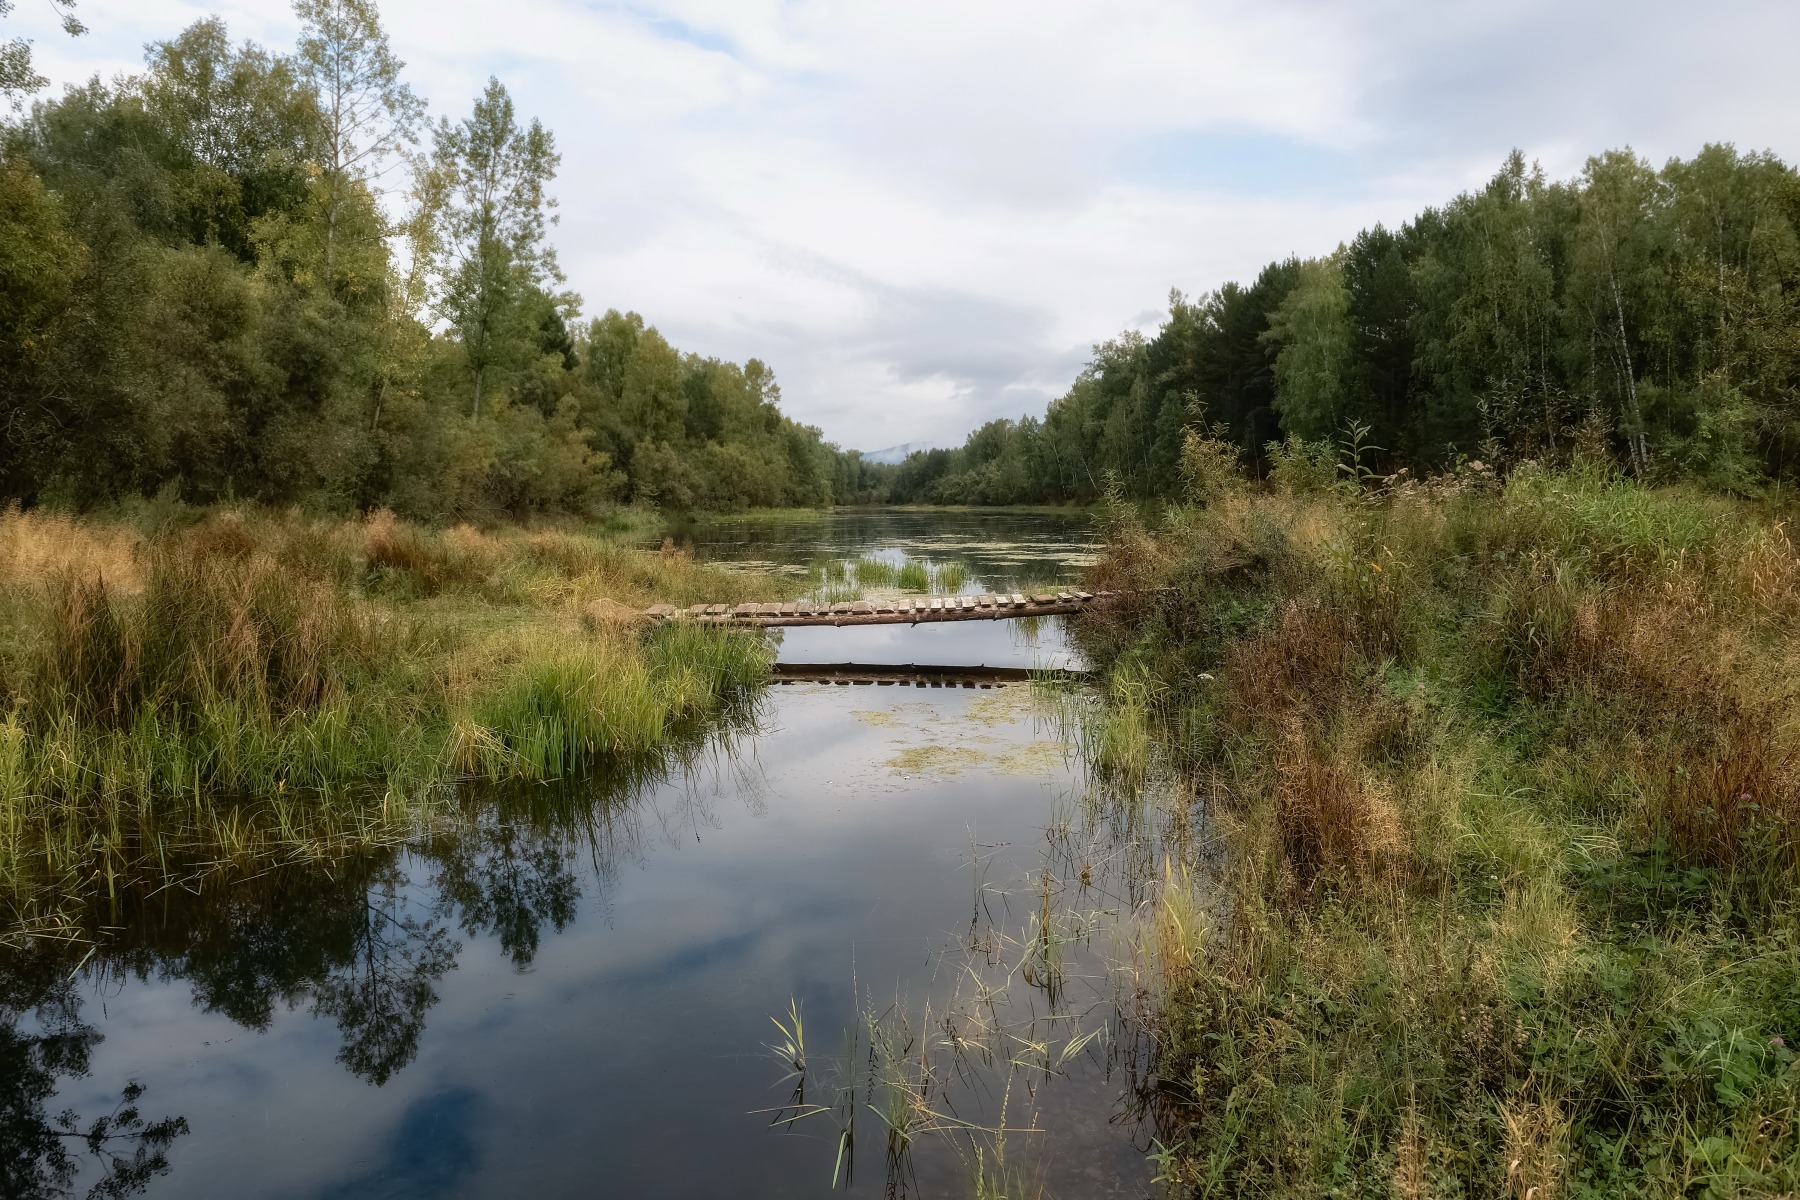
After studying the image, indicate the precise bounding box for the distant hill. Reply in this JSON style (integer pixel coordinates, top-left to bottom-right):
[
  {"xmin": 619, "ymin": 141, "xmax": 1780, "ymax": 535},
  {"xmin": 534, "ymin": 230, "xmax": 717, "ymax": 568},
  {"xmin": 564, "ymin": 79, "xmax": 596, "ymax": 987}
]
[{"xmin": 859, "ymin": 443, "xmax": 928, "ymax": 465}]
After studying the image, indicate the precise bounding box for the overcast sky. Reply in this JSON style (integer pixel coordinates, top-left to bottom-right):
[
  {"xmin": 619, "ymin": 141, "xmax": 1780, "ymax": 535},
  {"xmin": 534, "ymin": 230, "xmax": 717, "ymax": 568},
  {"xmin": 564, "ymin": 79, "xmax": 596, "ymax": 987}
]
[{"xmin": 12, "ymin": 1, "xmax": 1799, "ymax": 452}]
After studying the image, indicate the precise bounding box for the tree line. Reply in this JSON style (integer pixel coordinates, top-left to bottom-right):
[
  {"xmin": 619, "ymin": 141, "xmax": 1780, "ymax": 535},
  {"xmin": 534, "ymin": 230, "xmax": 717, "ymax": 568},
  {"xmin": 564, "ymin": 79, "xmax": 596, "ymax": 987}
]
[
  {"xmin": 0, "ymin": 1, "xmax": 851, "ymax": 516},
  {"xmin": 886, "ymin": 147, "xmax": 1800, "ymax": 503}
]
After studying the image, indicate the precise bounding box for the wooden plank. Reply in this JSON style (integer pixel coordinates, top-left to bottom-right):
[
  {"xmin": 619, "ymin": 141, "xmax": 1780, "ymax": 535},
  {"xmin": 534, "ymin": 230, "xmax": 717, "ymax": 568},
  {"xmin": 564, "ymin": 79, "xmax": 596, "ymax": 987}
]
[
  {"xmin": 1032, "ymin": 594, "xmax": 1055, "ymax": 604},
  {"xmin": 830, "ymin": 601, "xmax": 852, "ymax": 614},
  {"xmin": 852, "ymin": 601, "xmax": 873, "ymax": 614},
  {"xmin": 705, "ymin": 604, "xmax": 727, "ymax": 616},
  {"xmin": 929, "ymin": 598, "xmax": 943, "ymax": 612},
  {"xmin": 1056, "ymin": 591, "xmax": 1073, "ymax": 603},
  {"xmin": 780, "ymin": 602, "xmax": 798, "ymax": 615},
  {"xmin": 1074, "ymin": 591, "xmax": 1093, "ymax": 601},
  {"xmin": 960, "ymin": 596, "xmax": 975, "ymax": 610},
  {"xmin": 875, "ymin": 599, "xmax": 895, "ymax": 614},
  {"xmin": 732, "ymin": 603, "xmax": 757, "ymax": 617},
  {"xmin": 1010, "ymin": 593, "xmax": 1026, "ymax": 606},
  {"xmin": 645, "ymin": 604, "xmax": 676, "ymax": 618}
]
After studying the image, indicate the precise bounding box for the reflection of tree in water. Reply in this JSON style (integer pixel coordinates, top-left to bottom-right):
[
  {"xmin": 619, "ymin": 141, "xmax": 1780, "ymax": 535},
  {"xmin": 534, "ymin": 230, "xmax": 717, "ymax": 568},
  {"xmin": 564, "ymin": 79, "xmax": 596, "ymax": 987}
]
[
  {"xmin": 86, "ymin": 853, "xmax": 457, "ymax": 1088},
  {"xmin": 11, "ymin": 712, "xmax": 767, "ymax": 1105},
  {"xmin": 311, "ymin": 883, "xmax": 459, "ymax": 1086},
  {"xmin": 432, "ymin": 811, "xmax": 581, "ymax": 969},
  {"xmin": 428, "ymin": 737, "xmax": 757, "ymax": 968},
  {"xmin": 0, "ymin": 945, "xmax": 187, "ymax": 1198},
  {"xmin": 0, "ymin": 708, "xmax": 764, "ymax": 1198}
]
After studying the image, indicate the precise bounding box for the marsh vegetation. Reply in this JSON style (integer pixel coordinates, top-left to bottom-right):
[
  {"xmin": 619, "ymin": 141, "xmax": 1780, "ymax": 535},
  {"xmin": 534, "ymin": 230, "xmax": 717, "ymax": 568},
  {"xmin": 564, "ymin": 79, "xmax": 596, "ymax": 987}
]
[
  {"xmin": 0, "ymin": 504, "xmax": 781, "ymax": 942},
  {"xmin": 1077, "ymin": 435, "xmax": 1800, "ymax": 1196}
]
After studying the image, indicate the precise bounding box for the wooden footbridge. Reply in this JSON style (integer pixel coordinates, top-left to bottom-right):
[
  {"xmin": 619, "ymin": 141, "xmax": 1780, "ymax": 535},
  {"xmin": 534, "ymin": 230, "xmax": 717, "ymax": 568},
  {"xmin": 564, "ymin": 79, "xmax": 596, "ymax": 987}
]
[
  {"xmin": 643, "ymin": 590, "xmax": 1116, "ymax": 628},
  {"xmin": 770, "ymin": 663, "xmax": 1092, "ymax": 687}
]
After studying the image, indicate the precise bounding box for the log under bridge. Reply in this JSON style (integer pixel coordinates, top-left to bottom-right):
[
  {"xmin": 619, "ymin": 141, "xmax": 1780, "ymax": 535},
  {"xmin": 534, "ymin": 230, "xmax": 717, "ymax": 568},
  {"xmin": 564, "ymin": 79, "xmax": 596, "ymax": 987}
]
[{"xmin": 642, "ymin": 589, "xmax": 1117, "ymax": 628}]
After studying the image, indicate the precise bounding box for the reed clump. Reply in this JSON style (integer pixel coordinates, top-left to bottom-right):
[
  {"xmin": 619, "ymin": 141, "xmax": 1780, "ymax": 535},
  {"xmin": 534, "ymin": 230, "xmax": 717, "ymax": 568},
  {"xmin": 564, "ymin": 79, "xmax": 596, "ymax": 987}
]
[
  {"xmin": 1085, "ymin": 462, "xmax": 1800, "ymax": 1195},
  {"xmin": 0, "ymin": 505, "xmax": 783, "ymax": 939}
]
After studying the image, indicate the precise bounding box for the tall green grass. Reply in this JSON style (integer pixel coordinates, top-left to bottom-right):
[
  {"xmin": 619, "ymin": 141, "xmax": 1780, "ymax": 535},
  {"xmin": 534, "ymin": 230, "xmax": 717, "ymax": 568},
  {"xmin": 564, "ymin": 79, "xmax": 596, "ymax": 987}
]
[
  {"xmin": 934, "ymin": 561, "xmax": 968, "ymax": 593},
  {"xmin": 802, "ymin": 554, "xmax": 979, "ymax": 598}
]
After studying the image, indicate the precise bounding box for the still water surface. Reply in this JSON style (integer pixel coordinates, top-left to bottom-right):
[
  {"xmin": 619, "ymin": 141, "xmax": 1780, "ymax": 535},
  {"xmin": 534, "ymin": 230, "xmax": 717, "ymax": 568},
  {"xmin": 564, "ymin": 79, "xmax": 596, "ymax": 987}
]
[{"xmin": 7, "ymin": 511, "xmax": 1165, "ymax": 1198}]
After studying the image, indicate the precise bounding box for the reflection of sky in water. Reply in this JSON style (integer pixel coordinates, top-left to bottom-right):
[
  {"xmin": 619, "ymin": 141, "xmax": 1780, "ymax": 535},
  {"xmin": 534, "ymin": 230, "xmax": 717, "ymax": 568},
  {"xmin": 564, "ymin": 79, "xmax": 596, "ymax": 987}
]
[
  {"xmin": 773, "ymin": 615, "xmax": 1080, "ymax": 670},
  {"xmin": 34, "ymin": 679, "xmax": 1149, "ymax": 1199}
]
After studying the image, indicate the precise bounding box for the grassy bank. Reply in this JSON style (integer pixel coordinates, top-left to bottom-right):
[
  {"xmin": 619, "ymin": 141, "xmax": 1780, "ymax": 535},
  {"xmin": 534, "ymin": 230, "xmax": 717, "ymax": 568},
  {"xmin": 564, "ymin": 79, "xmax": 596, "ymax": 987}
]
[
  {"xmin": 0, "ymin": 505, "xmax": 788, "ymax": 942},
  {"xmin": 1084, "ymin": 457, "xmax": 1800, "ymax": 1196}
]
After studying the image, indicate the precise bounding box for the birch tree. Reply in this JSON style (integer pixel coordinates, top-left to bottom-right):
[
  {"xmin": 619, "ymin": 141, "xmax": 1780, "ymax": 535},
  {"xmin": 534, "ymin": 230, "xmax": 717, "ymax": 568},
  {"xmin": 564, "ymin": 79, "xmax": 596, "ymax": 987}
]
[
  {"xmin": 1265, "ymin": 255, "xmax": 1353, "ymax": 441},
  {"xmin": 292, "ymin": 0, "xmax": 422, "ymax": 279},
  {"xmin": 426, "ymin": 77, "xmax": 561, "ymax": 419}
]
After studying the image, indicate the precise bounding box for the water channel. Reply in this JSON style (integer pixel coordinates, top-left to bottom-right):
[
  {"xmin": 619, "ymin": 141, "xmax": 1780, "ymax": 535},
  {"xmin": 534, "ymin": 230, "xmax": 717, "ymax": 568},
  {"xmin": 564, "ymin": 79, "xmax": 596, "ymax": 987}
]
[{"xmin": 4, "ymin": 511, "xmax": 1172, "ymax": 1199}]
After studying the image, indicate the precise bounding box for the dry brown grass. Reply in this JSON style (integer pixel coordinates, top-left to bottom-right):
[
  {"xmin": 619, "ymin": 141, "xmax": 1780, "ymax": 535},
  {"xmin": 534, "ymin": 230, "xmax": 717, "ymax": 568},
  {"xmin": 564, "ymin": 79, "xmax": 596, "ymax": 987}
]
[
  {"xmin": 1651, "ymin": 710, "xmax": 1800, "ymax": 870},
  {"xmin": 0, "ymin": 503, "xmax": 143, "ymax": 591},
  {"xmin": 32, "ymin": 546, "xmax": 395, "ymax": 728},
  {"xmin": 1223, "ymin": 601, "xmax": 1352, "ymax": 728},
  {"xmin": 1274, "ymin": 729, "xmax": 1407, "ymax": 896},
  {"xmin": 362, "ymin": 508, "xmax": 502, "ymax": 593},
  {"xmin": 1498, "ymin": 1090, "xmax": 1570, "ymax": 1200}
]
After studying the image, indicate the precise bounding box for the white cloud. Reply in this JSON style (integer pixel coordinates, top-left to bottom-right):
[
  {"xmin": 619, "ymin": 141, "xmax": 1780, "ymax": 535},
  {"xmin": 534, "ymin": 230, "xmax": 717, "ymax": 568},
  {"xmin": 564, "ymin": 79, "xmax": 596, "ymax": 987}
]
[{"xmin": 11, "ymin": 0, "xmax": 1798, "ymax": 450}]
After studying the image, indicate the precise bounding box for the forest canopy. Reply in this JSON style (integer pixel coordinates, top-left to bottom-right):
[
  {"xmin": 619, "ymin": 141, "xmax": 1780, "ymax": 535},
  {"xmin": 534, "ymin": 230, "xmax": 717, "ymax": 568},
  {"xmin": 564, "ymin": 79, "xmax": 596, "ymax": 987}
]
[
  {"xmin": 889, "ymin": 147, "xmax": 1800, "ymax": 504},
  {"xmin": 0, "ymin": 3, "xmax": 856, "ymax": 517},
  {"xmin": 7, "ymin": 3, "xmax": 1797, "ymax": 515}
]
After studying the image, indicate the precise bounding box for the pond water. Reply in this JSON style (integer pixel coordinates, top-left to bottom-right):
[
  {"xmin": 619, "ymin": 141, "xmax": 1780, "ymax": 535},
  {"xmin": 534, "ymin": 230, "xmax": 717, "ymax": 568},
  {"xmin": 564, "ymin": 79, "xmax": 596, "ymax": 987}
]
[
  {"xmin": 4, "ymin": 511, "xmax": 1169, "ymax": 1199},
  {"xmin": 662, "ymin": 508, "xmax": 1102, "ymax": 587}
]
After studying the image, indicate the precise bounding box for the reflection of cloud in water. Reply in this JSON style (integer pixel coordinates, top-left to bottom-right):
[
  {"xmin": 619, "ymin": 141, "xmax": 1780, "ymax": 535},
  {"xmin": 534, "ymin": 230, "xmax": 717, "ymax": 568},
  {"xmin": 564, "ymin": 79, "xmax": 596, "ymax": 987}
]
[
  {"xmin": 315, "ymin": 1087, "xmax": 485, "ymax": 1200},
  {"xmin": 596, "ymin": 927, "xmax": 765, "ymax": 990}
]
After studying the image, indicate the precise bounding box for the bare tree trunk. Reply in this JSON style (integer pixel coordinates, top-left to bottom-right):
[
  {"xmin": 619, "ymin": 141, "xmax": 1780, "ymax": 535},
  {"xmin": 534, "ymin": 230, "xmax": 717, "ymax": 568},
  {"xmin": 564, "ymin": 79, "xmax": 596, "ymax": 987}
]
[
  {"xmin": 325, "ymin": 183, "xmax": 338, "ymax": 279},
  {"xmin": 1610, "ymin": 275, "xmax": 1648, "ymax": 473},
  {"xmin": 471, "ymin": 371, "xmax": 482, "ymax": 420}
]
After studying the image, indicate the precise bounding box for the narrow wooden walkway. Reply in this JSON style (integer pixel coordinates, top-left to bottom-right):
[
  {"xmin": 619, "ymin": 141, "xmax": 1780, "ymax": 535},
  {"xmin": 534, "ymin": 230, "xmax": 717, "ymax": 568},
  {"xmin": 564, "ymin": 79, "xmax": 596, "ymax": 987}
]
[
  {"xmin": 643, "ymin": 590, "xmax": 1116, "ymax": 627},
  {"xmin": 771, "ymin": 663, "xmax": 1091, "ymax": 687}
]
